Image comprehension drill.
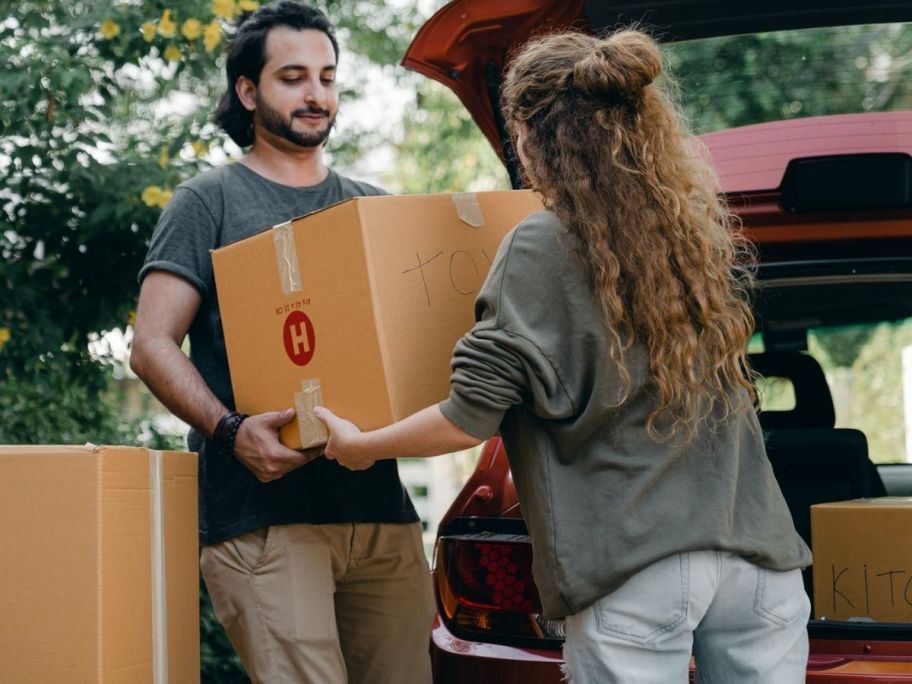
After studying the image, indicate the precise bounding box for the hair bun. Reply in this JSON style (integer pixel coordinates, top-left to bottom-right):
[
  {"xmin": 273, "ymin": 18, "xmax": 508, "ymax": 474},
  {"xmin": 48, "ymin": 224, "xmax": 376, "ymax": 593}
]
[{"xmin": 572, "ymin": 29, "xmax": 662, "ymax": 101}]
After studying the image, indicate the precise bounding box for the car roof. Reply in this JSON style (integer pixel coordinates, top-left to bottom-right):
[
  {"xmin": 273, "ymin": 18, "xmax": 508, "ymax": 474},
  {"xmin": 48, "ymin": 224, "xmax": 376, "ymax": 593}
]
[{"xmin": 402, "ymin": 0, "xmax": 912, "ymax": 185}]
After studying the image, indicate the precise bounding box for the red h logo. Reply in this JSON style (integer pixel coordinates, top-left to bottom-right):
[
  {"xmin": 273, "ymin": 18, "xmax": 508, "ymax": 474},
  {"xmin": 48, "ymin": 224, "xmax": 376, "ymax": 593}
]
[{"xmin": 283, "ymin": 311, "xmax": 316, "ymax": 366}]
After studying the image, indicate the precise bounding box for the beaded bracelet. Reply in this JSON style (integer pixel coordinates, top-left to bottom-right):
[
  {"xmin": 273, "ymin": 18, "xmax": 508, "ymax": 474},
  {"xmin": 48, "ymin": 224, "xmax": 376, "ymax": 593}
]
[
  {"xmin": 224, "ymin": 412, "xmax": 248, "ymax": 457},
  {"xmin": 212, "ymin": 411, "xmax": 238, "ymax": 440},
  {"xmin": 212, "ymin": 411, "xmax": 249, "ymax": 457}
]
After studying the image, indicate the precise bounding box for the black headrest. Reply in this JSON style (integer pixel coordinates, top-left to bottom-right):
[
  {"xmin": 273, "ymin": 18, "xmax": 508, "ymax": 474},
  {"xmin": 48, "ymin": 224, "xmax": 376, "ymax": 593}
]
[{"xmin": 749, "ymin": 352, "xmax": 836, "ymax": 429}]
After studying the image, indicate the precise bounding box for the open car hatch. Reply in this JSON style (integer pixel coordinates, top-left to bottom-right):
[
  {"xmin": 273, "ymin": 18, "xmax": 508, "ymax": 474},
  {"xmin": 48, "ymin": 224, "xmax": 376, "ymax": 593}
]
[{"xmin": 402, "ymin": 0, "xmax": 912, "ymax": 183}]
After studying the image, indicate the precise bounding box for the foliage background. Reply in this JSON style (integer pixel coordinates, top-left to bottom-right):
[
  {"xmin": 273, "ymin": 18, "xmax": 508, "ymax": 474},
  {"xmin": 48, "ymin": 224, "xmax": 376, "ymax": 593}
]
[{"xmin": 2, "ymin": 2, "xmax": 912, "ymax": 679}]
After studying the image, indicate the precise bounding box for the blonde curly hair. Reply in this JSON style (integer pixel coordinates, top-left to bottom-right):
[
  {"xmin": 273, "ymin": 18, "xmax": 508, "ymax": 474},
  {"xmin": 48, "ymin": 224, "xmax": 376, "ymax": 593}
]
[{"xmin": 502, "ymin": 28, "xmax": 757, "ymax": 440}]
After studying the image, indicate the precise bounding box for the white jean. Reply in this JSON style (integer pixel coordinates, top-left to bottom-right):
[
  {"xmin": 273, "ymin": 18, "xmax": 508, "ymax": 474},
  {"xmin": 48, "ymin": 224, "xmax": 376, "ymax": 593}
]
[{"xmin": 563, "ymin": 551, "xmax": 810, "ymax": 683}]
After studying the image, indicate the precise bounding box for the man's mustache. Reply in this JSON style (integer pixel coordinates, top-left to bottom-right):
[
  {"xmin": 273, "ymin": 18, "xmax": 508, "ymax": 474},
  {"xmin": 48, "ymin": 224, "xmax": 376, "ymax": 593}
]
[{"xmin": 291, "ymin": 106, "xmax": 331, "ymax": 117}]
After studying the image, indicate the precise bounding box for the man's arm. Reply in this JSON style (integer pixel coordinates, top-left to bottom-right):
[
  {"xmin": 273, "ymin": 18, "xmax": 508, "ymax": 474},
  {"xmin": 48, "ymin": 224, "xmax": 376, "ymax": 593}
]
[{"xmin": 131, "ymin": 271, "xmax": 318, "ymax": 482}]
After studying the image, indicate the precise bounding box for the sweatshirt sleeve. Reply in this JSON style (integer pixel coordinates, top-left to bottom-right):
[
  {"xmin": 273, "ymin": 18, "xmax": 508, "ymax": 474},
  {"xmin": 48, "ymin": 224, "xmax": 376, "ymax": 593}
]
[{"xmin": 439, "ymin": 213, "xmax": 575, "ymax": 440}]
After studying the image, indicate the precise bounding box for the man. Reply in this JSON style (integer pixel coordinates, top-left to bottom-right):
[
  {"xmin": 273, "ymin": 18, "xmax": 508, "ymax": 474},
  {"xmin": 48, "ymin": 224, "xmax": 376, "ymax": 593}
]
[{"xmin": 130, "ymin": 3, "xmax": 435, "ymax": 682}]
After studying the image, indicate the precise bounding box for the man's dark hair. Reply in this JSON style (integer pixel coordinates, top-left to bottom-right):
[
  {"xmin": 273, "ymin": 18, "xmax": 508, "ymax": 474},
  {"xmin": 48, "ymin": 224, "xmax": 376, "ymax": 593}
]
[{"xmin": 214, "ymin": 1, "xmax": 339, "ymax": 147}]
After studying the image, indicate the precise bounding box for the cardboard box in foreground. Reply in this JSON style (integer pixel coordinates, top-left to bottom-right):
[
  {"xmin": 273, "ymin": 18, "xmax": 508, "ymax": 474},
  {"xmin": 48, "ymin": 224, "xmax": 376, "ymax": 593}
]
[
  {"xmin": 213, "ymin": 190, "xmax": 543, "ymax": 449},
  {"xmin": 811, "ymin": 497, "xmax": 912, "ymax": 622},
  {"xmin": 0, "ymin": 445, "xmax": 199, "ymax": 682}
]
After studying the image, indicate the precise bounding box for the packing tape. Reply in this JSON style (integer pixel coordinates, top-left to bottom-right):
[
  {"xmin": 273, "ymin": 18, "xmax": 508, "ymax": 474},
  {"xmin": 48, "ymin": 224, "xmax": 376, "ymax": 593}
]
[
  {"xmin": 273, "ymin": 221, "xmax": 303, "ymax": 294},
  {"xmin": 149, "ymin": 449, "xmax": 169, "ymax": 684},
  {"xmin": 295, "ymin": 378, "xmax": 329, "ymax": 448},
  {"xmin": 452, "ymin": 192, "xmax": 484, "ymax": 227}
]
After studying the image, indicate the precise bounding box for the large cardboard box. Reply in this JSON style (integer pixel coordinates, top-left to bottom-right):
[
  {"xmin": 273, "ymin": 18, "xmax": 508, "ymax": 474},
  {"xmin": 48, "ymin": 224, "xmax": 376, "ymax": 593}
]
[
  {"xmin": 811, "ymin": 498, "xmax": 912, "ymax": 622},
  {"xmin": 213, "ymin": 190, "xmax": 543, "ymax": 449},
  {"xmin": 0, "ymin": 445, "xmax": 199, "ymax": 683}
]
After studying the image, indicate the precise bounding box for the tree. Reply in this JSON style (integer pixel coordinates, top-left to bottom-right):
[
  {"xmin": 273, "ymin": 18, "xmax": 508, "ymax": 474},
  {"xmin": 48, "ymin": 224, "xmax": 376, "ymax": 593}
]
[
  {"xmin": 0, "ymin": 0, "xmax": 423, "ymax": 444},
  {"xmin": 1, "ymin": 1, "xmax": 236, "ymax": 441},
  {"xmin": 390, "ymin": 80, "xmax": 509, "ymax": 194}
]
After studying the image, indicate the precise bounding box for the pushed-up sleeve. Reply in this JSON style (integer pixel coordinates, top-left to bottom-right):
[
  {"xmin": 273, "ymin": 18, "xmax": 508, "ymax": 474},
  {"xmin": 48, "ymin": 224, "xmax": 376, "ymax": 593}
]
[{"xmin": 439, "ymin": 214, "xmax": 574, "ymax": 440}]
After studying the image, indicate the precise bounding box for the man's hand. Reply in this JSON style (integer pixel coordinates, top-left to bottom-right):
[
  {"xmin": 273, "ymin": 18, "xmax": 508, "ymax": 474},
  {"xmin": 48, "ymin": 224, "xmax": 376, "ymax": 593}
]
[
  {"xmin": 313, "ymin": 407, "xmax": 376, "ymax": 471},
  {"xmin": 233, "ymin": 408, "xmax": 323, "ymax": 482}
]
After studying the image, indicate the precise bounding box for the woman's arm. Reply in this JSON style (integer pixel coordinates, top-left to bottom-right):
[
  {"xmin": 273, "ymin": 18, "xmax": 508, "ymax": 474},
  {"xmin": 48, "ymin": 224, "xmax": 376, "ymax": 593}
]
[{"xmin": 314, "ymin": 404, "xmax": 483, "ymax": 470}]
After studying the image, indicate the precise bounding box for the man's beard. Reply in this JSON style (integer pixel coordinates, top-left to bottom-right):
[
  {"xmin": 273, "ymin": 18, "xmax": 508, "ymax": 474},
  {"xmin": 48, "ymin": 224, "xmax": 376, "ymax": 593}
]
[{"xmin": 256, "ymin": 97, "xmax": 336, "ymax": 148}]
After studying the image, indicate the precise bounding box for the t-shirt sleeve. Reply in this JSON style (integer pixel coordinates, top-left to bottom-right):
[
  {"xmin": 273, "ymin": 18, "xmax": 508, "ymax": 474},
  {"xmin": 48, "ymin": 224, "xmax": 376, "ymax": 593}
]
[
  {"xmin": 439, "ymin": 219, "xmax": 574, "ymax": 440},
  {"xmin": 139, "ymin": 186, "xmax": 220, "ymax": 296}
]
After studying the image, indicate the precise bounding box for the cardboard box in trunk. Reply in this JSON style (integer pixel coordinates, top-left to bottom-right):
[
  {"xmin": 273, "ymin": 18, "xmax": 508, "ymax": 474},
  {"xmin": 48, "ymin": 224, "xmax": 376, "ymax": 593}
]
[
  {"xmin": 811, "ymin": 497, "xmax": 912, "ymax": 622},
  {"xmin": 0, "ymin": 445, "xmax": 199, "ymax": 682},
  {"xmin": 213, "ymin": 190, "xmax": 543, "ymax": 449}
]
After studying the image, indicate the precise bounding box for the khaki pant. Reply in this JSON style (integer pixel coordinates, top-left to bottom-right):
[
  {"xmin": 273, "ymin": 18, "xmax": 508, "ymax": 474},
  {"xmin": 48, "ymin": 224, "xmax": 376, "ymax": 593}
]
[{"xmin": 200, "ymin": 522, "xmax": 435, "ymax": 684}]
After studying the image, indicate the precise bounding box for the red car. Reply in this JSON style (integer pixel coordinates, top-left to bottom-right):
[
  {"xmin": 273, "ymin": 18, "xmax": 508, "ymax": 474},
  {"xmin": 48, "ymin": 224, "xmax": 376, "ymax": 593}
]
[{"xmin": 403, "ymin": 1, "xmax": 912, "ymax": 682}]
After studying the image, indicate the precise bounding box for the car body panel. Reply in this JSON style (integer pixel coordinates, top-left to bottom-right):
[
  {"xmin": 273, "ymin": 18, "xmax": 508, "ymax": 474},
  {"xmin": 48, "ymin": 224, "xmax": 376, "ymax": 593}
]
[
  {"xmin": 698, "ymin": 113, "xmax": 912, "ymax": 246},
  {"xmin": 702, "ymin": 112, "xmax": 912, "ymax": 196},
  {"xmin": 430, "ymin": 616, "xmax": 563, "ymax": 684}
]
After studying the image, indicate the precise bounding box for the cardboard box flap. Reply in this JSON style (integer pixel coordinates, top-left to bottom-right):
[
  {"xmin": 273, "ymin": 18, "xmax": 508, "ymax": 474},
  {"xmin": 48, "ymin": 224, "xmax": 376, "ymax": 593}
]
[{"xmin": 813, "ymin": 496, "xmax": 912, "ymax": 509}]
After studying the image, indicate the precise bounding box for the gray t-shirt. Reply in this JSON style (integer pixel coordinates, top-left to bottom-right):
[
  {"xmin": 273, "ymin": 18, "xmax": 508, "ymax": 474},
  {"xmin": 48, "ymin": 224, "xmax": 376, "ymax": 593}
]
[
  {"xmin": 439, "ymin": 209, "xmax": 812, "ymax": 618},
  {"xmin": 140, "ymin": 163, "xmax": 418, "ymax": 544}
]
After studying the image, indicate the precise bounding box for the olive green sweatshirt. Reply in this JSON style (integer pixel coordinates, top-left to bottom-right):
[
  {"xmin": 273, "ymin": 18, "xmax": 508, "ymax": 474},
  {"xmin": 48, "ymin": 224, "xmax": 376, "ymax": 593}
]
[{"xmin": 439, "ymin": 209, "xmax": 812, "ymax": 619}]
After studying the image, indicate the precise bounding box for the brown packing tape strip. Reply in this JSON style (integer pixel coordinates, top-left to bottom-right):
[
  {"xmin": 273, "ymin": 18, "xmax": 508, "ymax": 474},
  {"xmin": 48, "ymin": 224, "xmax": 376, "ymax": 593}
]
[
  {"xmin": 452, "ymin": 192, "xmax": 484, "ymax": 227},
  {"xmin": 295, "ymin": 378, "xmax": 329, "ymax": 448},
  {"xmin": 273, "ymin": 221, "xmax": 303, "ymax": 294}
]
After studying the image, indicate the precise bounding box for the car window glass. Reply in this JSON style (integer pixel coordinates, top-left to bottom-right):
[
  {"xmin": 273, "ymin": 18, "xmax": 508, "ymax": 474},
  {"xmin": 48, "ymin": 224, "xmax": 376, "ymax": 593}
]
[
  {"xmin": 808, "ymin": 320, "xmax": 912, "ymax": 464},
  {"xmin": 756, "ymin": 319, "xmax": 912, "ymax": 464},
  {"xmin": 666, "ymin": 22, "xmax": 912, "ymax": 134},
  {"xmin": 756, "ymin": 376, "xmax": 797, "ymax": 412}
]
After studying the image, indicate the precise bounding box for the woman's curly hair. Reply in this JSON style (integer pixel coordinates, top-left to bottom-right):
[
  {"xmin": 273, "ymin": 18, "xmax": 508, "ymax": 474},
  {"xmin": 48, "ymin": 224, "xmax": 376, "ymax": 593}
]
[{"xmin": 502, "ymin": 28, "xmax": 757, "ymax": 440}]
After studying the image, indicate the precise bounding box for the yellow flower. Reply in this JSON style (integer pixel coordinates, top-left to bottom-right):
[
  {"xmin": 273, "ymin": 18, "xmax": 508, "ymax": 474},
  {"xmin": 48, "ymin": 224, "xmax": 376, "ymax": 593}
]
[
  {"xmin": 141, "ymin": 185, "xmax": 163, "ymax": 207},
  {"xmin": 212, "ymin": 0, "xmax": 236, "ymax": 19},
  {"xmin": 0, "ymin": 327, "xmax": 9, "ymax": 351},
  {"xmin": 157, "ymin": 189, "xmax": 173, "ymax": 208},
  {"xmin": 203, "ymin": 21, "xmax": 221, "ymax": 52},
  {"xmin": 158, "ymin": 9, "xmax": 177, "ymax": 38},
  {"xmin": 127, "ymin": 311, "xmax": 137, "ymax": 327},
  {"xmin": 238, "ymin": 0, "xmax": 259, "ymax": 11},
  {"xmin": 99, "ymin": 18, "xmax": 121, "ymax": 40},
  {"xmin": 181, "ymin": 18, "xmax": 202, "ymax": 40},
  {"xmin": 141, "ymin": 21, "xmax": 157, "ymax": 43},
  {"xmin": 163, "ymin": 44, "xmax": 182, "ymax": 62},
  {"xmin": 158, "ymin": 145, "xmax": 171, "ymax": 168},
  {"xmin": 191, "ymin": 140, "xmax": 208, "ymax": 156}
]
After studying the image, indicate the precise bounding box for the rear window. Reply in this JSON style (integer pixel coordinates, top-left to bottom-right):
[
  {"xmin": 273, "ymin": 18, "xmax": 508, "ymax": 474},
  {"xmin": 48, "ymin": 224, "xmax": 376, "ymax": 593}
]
[
  {"xmin": 755, "ymin": 375, "xmax": 796, "ymax": 412},
  {"xmin": 666, "ymin": 22, "xmax": 912, "ymax": 134}
]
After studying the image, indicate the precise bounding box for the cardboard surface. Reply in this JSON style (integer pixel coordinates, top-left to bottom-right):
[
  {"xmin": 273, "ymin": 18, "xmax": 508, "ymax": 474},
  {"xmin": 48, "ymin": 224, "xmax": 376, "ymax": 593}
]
[
  {"xmin": 0, "ymin": 445, "xmax": 199, "ymax": 682},
  {"xmin": 213, "ymin": 190, "xmax": 543, "ymax": 449},
  {"xmin": 811, "ymin": 497, "xmax": 912, "ymax": 622}
]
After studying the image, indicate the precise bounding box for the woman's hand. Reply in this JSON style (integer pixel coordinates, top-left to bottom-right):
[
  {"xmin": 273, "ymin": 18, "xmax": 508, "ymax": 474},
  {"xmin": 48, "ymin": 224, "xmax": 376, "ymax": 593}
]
[
  {"xmin": 313, "ymin": 406, "xmax": 376, "ymax": 471},
  {"xmin": 315, "ymin": 403, "xmax": 483, "ymax": 467}
]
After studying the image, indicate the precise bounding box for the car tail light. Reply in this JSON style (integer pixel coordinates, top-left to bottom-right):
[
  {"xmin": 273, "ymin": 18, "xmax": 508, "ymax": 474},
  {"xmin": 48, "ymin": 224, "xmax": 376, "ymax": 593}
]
[{"xmin": 435, "ymin": 533, "xmax": 565, "ymax": 646}]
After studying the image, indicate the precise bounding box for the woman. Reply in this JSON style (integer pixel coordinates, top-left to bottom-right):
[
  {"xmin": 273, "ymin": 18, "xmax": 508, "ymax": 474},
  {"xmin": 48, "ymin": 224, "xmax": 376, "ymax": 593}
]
[{"xmin": 315, "ymin": 28, "xmax": 812, "ymax": 683}]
